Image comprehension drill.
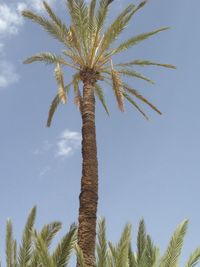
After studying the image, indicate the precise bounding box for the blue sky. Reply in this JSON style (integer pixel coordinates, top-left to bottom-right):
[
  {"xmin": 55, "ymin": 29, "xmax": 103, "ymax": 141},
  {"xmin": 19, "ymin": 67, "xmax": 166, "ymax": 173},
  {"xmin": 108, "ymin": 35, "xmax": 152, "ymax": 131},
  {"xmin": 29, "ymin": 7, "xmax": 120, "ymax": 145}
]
[{"xmin": 1, "ymin": 0, "xmax": 200, "ymax": 264}]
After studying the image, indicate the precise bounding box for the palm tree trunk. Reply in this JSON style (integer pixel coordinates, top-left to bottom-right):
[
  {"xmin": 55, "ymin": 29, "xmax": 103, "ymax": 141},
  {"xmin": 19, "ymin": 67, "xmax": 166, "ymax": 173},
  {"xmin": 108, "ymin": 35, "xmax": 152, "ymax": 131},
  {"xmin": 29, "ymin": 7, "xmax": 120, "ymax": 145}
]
[{"xmin": 78, "ymin": 78, "xmax": 98, "ymax": 267}]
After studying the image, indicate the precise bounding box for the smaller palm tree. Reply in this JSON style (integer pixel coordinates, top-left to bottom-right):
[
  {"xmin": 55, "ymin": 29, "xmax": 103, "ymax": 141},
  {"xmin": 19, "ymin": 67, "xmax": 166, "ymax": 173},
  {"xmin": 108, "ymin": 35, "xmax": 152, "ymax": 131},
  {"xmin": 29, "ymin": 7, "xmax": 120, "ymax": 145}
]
[{"xmin": 2, "ymin": 207, "xmax": 200, "ymax": 267}]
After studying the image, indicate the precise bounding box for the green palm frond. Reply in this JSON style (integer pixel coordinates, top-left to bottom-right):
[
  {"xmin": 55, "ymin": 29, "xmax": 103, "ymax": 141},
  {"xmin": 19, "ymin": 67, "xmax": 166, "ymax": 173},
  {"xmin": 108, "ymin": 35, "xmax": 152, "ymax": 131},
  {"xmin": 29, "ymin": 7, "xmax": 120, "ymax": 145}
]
[
  {"xmin": 18, "ymin": 206, "xmax": 36, "ymax": 267},
  {"xmin": 128, "ymin": 244, "xmax": 137, "ymax": 267},
  {"xmin": 24, "ymin": 52, "xmax": 68, "ymax": 65},
  {"xmin": 75, "ymin": 244, "xmax": 86, "ymax": 267},
  {"xmin": 88, "ymin": 0, "xmax": 97, "ymax": 47},
  {"xmin": 40, "ymin": 222, "xmax": 62, "ymax": 248},
  {"xmin": 97, "ymin": 218, "xmax": 107, "ymax": 267},
  {"xmin": 123, "ymin": 83, "xmax": 162, "ymax": 115},
  {"xmin": 47, "ymin": 83, "xmax": 71, "ymax": 127},
  {"xmin": 94, "ymin": 83, "xmax": 109, "ymax": 115},
  {"xmin": 111, "ymin": 27, "xmax": 169, "ymax": 56},
  {"xmin": 55, "ymin": 63, "xmax": 67, "ymax": 104},
  {"xmin": 116, "ymin": 60, "xmax": 176, "ymax": 69},
  {"xmin": 22, "ymin": 10, "xmax": 69, "ymax": 46},
  {"xmin": 185, "ymin": 248, "xmax": 200, "ymax": 267},
  {"xmin": 160, "ymin": 220, "xmax": 188, "ymax": 267},
  {"xmin": 137, "ymin": 219, "xmax": 147, "ymax": 263},
  {"xmin": 6, "ymin": 220, "xmax": 17, "ymax": 267},
  {"xmin": 35, "ymin": 235, "xmax": 54, "ymax": 267},
  {"xmin": 96, "ymin": 3, "xmax": 135, "ymax": 59},
  {"xmin": 111, "ymin": 69, "xmax": 124, "ymax": 112},
  {"xmin": 116, "ymin": 224, "xmax": 132, "ymax": 267},
  {"xmin": 52, "ymin": 224, "xmax": 77, "ymax": 267},
  {"xmin": 73, "ymin": 75, "xmax": 82, "ymax": 109},
  {"xmin": 118, "ymin": 69, "xmax": 155, "ymax": 84},
  {"xmin": 43, "ymin": 1, "xmax": 64, "ymax": 28}
]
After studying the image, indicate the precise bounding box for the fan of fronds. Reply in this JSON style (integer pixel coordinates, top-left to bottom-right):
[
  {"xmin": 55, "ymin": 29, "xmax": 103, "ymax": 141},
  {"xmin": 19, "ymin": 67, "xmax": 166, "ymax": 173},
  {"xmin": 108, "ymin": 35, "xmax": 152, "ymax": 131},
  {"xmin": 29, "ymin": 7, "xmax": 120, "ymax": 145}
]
[
  {"xmin": 22, "ymin": 0, "xmax": 175, "ymax": 127},
  {"xmin": 2, "ymin": 209, "xmax": 200, "ymax": 267}
]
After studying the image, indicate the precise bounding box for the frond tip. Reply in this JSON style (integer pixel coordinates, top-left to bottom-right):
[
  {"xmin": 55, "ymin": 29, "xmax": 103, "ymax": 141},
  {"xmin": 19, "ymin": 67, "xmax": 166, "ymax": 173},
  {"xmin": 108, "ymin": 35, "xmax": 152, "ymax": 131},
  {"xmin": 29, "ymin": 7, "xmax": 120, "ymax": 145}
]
[{"xmin": 54, "ymin": 63, "xmax": 67, "ymax": 104}]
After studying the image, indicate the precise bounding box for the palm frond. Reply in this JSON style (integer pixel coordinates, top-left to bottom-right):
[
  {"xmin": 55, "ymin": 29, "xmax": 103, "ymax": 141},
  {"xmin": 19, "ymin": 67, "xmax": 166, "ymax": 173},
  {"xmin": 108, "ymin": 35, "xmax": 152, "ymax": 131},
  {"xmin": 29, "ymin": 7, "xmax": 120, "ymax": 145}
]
[
  {"xmin": 128, "ymin": 244, "xmax": 137, "ymax": 267},
  {"xmin": 137, "ymin": 219, "xmax": 147, "ymax": 263},
  {"xmin": 96, "ymin": 4, "xmax": 135, "ymax": 58},
  {"xmin": 22, "ymin": 10, "xmax": 70, "ymax": 46},
  {"xmin": 111, "ymin": 27, "xmax": 169, "ymax": 56},
  {"xmin": 118, "ymin": 69, "xmax": 155, "ymax": 84},
  {"xmin": 88, "ymin": 0, "xmax": 97, "ymax": 47},
  {"xmin": 111, "ymin": 69, "xmax": 124, "ymax": 112},
  {"xmin": 185, "ymin": 248, "xmax": 200, "ymax": 267},
  {"xmin": 43, "ymin": 1, "xmax": 64, "ymax": 28},
  {"xmin": 18, "ymin": 206, "xmax": 36, "ymax": 267},
  {"xmin": 24, "ymin": 52, "xmax": 68, "ymax": 65},
  {"xmin": 123, "ymin": 92, "xmax": 149, "ymax": 120},
  {"xmin": 116, "ymin": 224, "xmax": 132, "ymax": 267},
  {"xmin": 55, "ymin": 63, "xmax": 67, "ymax": 104},
  {"xmin": 74, "ymin": 244, "xmax": 86, "ymax": 267},
  {"xmin": 52, "ymin": 224, "xmax": 77, "ymax": 267},
  {"xmin": 35, "ymin": 235, "xmax": 54, "ymax": 267},
  {"xmin": 94, "ymin": 83, "xmax": 110, "ymax": 115},
  {"xmin": 160, "ymin": 220, "xmax": 188, "ymax": 267},
  {"xmin": 116, "ymin": 60, "xmax": 176, "ymax": 69},
  {"xmin": 40, "ymin": 222, "xmax": 62, "ymax": 248},
  {"xmin": 47, "ymin": 83, "xmax": 71, "ymax": 127},
  {"xmin": 6, "ymin": 220, "xmax": 16, "ymax": 267},
  {"xmin": 97, "ymin": 218, "xmax": 107, "ymax": 267},
  {"xmin": 123, "ymin": 83, "xmax": 162, "ymax": 115}
]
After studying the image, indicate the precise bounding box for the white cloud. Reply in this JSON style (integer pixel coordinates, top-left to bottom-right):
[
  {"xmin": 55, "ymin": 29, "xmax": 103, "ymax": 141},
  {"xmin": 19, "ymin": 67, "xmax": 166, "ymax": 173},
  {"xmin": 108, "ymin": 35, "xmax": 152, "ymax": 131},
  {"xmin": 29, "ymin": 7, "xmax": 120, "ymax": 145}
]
[
  {"xmin": 0, "ymin": 3, "xmax": 23, "ymax": 36},
  {"xmin": 56, "ymin": 129, "xmax": 81, "ymax": 158},
  {"xmin": 39, "ymin": 166, "xmax": 51, "ymax": 177},
  {"xmin": 0, "ymin": 61, "xmax": 19, "ymax": 89}
]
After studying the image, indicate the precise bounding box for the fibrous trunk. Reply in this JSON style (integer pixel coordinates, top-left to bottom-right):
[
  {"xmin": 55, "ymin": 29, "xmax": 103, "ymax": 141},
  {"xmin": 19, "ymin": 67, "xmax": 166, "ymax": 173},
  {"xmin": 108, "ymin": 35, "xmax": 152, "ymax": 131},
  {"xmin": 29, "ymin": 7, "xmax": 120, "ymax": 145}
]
[{"xmin": 78, "ymin": 77, "xmax": 98, "ymax": 267}]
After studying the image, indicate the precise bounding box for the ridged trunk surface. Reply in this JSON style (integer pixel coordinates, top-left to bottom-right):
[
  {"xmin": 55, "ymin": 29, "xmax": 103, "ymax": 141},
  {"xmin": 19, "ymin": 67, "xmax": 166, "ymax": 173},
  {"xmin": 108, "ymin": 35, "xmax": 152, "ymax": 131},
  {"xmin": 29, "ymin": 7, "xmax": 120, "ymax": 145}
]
[{"xmin": 78, "ymin": 78, "xmax": 98, "ymax": 267}]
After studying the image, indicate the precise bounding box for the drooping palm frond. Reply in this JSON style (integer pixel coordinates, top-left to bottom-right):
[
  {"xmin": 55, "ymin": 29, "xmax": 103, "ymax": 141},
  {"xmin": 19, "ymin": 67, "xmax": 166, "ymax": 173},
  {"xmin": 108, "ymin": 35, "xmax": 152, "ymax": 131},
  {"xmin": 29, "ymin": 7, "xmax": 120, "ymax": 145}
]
[
  {"xmin": 18, "ymin": 206, "xmax": 36, "ymax": 267},
  {"xmin": 123, "ymin": 83, "xmax": 162, "ymax": 115},
  {"xmin": 160, "ymin": 220, "xmax": 188, "ymax": 267},
  {"xmin": 94, "ymin": 83, "xmax": 109, "ymax": 115},
  {"xmin": 97, "ymin": 218, "xmax": 107, "ymax": 267},
  {"xmin": 47, "ymin": 82, "xmax": 72, "ymax": 127},
  {"xmin": 55, "ymin": 63, "xmax": 67, "ymax": 104},
  {"xmin": 185, "ymin": 248, "xmax": 200, "ymax": 267},
  {"xmin": 111, "ymin": 68, "xmax": 124, "ymax": 112},
  {"xmin": 118, "ymin": 69, "xmax": 155, "ymax": 84}
]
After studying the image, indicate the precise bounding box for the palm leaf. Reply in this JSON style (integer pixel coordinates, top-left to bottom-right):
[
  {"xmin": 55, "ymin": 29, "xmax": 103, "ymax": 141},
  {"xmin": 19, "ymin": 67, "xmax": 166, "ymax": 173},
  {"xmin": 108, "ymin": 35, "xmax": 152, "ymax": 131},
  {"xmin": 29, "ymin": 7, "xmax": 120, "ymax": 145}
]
[
  {"xmin": 97, "ymin": 218, "xmax": 107, "ymax": 267},
  {"xmin": 47, "ymin": 83, "xmax": 71, "ymax": 127},
  {"xmin": 74, "ymin": 244, "xmax": 86, "ymax": 267},
  {"xmin": 18, "ymin": 206, "xmax": 36, "ymax": 267},
  {"xmin": 52, "ymin": 224, "xmax": 77, "ymax": 267},
  {"xmin": 137, "ymin": 219, "xmax": 147, "ymax": 263},
  {"xmin": 6, "ymin": 220, "xmax": 16, "ymax": 267},
  {"xmin": 128, "ymin": 244, "xmax": 137, "ymax": 267},
  {"xmin": 123, "ymin": 83, "xmax": 162, "ymax": 115},
  {"xmin": 118, "ymin": 69, "xmax": 155, "ymax": 84},
  {"xmin": 116, "ymin": 60, "xmax": 176, "ymax": 69},
  {"xmin": 123, "ymin": 92, "xmax": 149, "ymax": 120},
  {"xmin": 94, "ymin": 83, "xmax": 110, "ymax": 115},
  {"xmin": 185, "ymin": 248, "xmax": 200, "ymax": 267},
  {"xmin": 35, "ymin": 235, "xmax": 54, "ymax": 267},
  {"xmin": 160, "ymin": 220, "xmax": 188, "ymax": 267},
  {"xmin": 111, "ymin": 69, "xmax": 124, "ymax": 112},
  {"xmin": 22, "ymin": 10, "xmax": 70, "ymax": 46},
  {"xmin": 24, "ymin": 52, "xmax": 68, "ymax": 65},
  {"xmin": 111, "ymin": 27, "xmax": 169, "ymax": 56},
  {"xmin": 55, "ymin": 63, "xmax": 67, "ymax": 104},
  {"xmin": 40, "ymin": 222, "xmax": 62, "ymax": 248}
]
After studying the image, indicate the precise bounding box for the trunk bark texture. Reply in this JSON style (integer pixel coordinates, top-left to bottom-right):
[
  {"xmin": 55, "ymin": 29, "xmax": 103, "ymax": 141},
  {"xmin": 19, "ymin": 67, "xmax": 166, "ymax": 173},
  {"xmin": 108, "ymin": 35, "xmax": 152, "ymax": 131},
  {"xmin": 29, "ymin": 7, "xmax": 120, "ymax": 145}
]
[{"xmin": 78, "ymin": 76, "xmax": 98, "ymax": 267}]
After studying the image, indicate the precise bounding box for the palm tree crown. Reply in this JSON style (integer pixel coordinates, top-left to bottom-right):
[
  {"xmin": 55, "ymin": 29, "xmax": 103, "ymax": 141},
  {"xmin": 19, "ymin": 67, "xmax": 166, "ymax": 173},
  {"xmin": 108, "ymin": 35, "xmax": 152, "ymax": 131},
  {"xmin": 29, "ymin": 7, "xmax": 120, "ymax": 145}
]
[{"xmin": 22, "ymin": 0, "xmax": 175, "ymax": 126}]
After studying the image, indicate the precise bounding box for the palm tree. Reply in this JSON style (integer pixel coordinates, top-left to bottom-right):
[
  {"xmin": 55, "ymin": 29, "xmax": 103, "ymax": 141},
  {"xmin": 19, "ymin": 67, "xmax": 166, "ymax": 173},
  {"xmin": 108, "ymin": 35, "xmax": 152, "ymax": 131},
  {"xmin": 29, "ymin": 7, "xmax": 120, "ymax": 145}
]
[{"xmin": 22, "ymin": 0, "xmax": 175, "ymax": 266}]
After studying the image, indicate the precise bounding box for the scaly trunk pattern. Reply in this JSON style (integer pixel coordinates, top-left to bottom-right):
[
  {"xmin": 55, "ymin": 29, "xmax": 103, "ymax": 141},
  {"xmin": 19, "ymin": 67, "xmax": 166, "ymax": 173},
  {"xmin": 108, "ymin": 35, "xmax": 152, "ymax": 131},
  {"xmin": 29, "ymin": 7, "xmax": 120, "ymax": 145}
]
[{"xmin": 78, "ymin": 71, "xmax": 98, "ymax": 267}]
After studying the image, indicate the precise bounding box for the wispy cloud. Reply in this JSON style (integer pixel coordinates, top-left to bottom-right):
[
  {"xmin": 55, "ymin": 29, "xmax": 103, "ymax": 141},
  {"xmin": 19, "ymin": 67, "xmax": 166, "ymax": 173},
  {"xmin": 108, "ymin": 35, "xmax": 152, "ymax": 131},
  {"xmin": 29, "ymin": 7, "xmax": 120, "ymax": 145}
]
[
  {"xmin": 0, "ymin": 61, "xmax": 19, "ymax": 89},
  {"xmin": 56, "ymin": 129, "xmax": 81, "ymax": 158}
]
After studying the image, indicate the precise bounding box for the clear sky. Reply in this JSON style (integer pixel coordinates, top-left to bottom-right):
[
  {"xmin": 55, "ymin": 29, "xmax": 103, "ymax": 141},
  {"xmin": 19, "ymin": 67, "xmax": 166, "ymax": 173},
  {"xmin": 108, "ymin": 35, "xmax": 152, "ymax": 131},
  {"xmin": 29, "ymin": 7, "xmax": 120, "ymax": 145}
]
[{"xmin": 1, "ymin": 0, "xmax": 200, "ymax": 265}]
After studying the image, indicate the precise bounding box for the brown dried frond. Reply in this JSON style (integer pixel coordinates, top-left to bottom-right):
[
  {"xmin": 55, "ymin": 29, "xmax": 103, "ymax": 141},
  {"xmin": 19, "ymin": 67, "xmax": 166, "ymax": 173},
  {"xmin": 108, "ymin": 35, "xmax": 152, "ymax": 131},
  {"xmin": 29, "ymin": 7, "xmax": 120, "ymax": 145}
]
[
  {"xmin": 54, "ymin": 63, "xmax": 67, "ymax": 104},
  {"xmin": 111, "ymin": 69, "xmax": 124, "ymax": 112}
]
